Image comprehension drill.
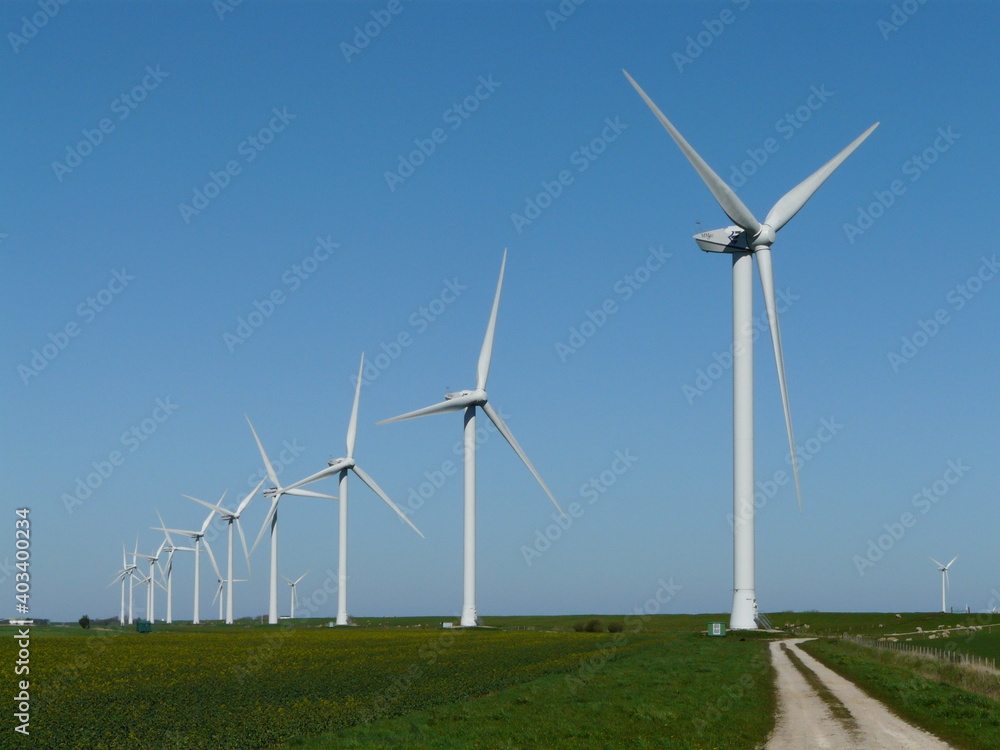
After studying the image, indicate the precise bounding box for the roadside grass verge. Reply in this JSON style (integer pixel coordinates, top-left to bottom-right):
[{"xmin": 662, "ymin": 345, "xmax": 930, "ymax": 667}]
[
  {"xmin": 276, "ymin": 634, "xmax": 774, "ymax": 750},
  {"xmin": 800, "ymin": 638, "xmax": 1000, "ymax": 750}
]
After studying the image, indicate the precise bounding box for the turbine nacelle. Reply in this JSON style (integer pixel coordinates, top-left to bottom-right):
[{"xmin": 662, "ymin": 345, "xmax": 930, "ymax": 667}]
[
  {"xmin": 263, "ymin": 487, "xmax": 278, "ymax": 499},
  {"xmin": 694, "ymin": 225, "xmax": 776, "ymax": 254},
  {"xmin": 444, "ymin": 388, "xmax": 487, "ymax": 405},
  {"xmin": 326, "ymin": 456, "xmax": 355, "ymax": 471}
]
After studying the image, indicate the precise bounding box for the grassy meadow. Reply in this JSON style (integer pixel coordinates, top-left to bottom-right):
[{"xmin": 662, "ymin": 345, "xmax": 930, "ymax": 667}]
[{"xmin": 2, "ymin": 611, "xmax": 997, "ymax": 749}]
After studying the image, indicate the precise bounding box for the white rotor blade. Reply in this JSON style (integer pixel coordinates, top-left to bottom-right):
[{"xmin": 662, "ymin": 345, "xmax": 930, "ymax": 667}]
[
  {"xmin": 246, "ymin": 416, "xmax": 280, "ymax": 487},
  {"xmin": 284, "ymin": 459, "xmax": 349, "ymax": 491},
  {"xmin": 202, "ymin": 537, "xmax": 221, "ymax": 581},
  {"xmin": 764, "ymin": 122, "xmax": 879, "ymax": 232},
  {"xmin": 477, "ymin": 250, "xmax": 506, "ymax": 390},
  {"xmin": 347, "ymin": 354, "xmax": 364, "ymax": 458},
  {"xmin": 623, "ymin": 70, "xmax": 761, "ymax": 235},
  {"xmin": 294, "ymin": 571, "xmax": 309, "ymax": 585},
  {"xmin": 199, "ymin": 509, "xmax": 216, "ymax": 536},
  {"xmin": 184, "ymin": 494, "xmax": 227, "ymax": 516},
  {"xmin": 235, "ymin": 518, "xmax": 251, "ymax": 575},
  {"xmin": 377, "ymin": 395, "xmax": 476, "ymax": 425},
  {"xmin": 156, "ymin": 510, "xmax": 175, "ymax": 548},
  {"xmin": 280, "ymin": 575, "xmax": 292, "ymax": 585},
  {"xmin": 481, "ymin": 402, "xmax": 564, "ymax": 517},
  {"xmin": 946, "ymin": 556, "xmax": 958, "ymax": 569},
  {"xmin": 236, "ymin": 478, "xmax": 265, "ymax": 517},
  {"xmin": 212, "ymin": 581, "xmax": 224, "ymax": 605},
  {"xmin": 754, "ymin": 247, "xmax": 802, "ymax": 512},
  {"xmin": 930, "ymin": 557, "xmax": 945, "ymax": 568},
  {"xmin": 284, "ymin": 487, "xmax": 336, "ymax": 500},
  {"xmin": 352, "ymin": 464, "xmax": 425, "ymax": 538},
  {"xmin": 251, "ymin": 497, "xmax": 279, "ymax": 556}
]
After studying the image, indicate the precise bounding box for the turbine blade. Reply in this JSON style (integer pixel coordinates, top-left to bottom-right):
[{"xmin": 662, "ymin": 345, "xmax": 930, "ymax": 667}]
[
  {"xmin": 295, "ymin": 571, "xmax": 309, "ymax": 585},
  {"xmin": 202, "ymin": 537, "xmax": 221, "ymax": 580},
  {"xmin": 246, "ymin": 415, "xmax": 280, "ymax": 487},
  {"xmin": 348, "ymin": 354, "xmax": 364, "ymax": 458},
  {"xmin": 477, "ymin": 250, "xmax": 507, "ymax": 390},
  {"xmin": 251, "ymin": 498, "xmax": 278, "ymax": 556},
  {"xmin": 284, "ymin": 461, "xmax": 347, "ymax": 492},
  {"xmin": 200, "ymin": 509, "xmax": 216, "ymax": 536},
  {"xmin": 377, "ymin": 396, "xmax": 471, "ymax": 425},
  {"xmin": 623, "ymin": 70, "xmax": 761, "ymax": 235},
  {"xmin": 930, "ymin": 557, "xmax": 945, "ymax": 568},
  {"xmin": 947, "ymin": 556, "xmax": 958, "ymax": 568},
  {"xmin": 481, "ymin": 401, "xmax": 565, "ymax": 517},
  {"xmin": 281, "ymin": 575, "xmax": 292, "ymax": 585},
  {"xmin": 284, "ymin": 488, "xmax": 337, "ymax": 500},
  {"xmin": 212, "ymin": 581, "xmax": 224, "ymax": 605},
  {"xmin": 764, "ymin": 122, "xmax": 879, "ymax": 232},
  {"xmin": 185, "ymin": 494, "xmax": 225, "ymax": 515},
  {"xmin": 352, "ymin": 465, "xmax": 425, "ymax": 538},
  {"xmin": 754, "ymin": 247, "xmax": 802, "ymax": 512},
  {"xmin": 235, "ymin": 518, "xmax": 250, "ymax": 576},
  {"xmin": 156, "ymin": 510, "xmax": 175, "ymax": 547},
  {"xmin": 236, "ymin": 478, "xmax": 265, "ymax": 517}
]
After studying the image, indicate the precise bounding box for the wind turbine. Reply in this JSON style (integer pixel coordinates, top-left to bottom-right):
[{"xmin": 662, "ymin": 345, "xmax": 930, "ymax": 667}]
[
  {"xmin": 134, "ymin": 540, "xmax": 165, "ymax": 622},
  {"xmin": 153, "ymin": 510, "xmax": 196, "ymax": 624},
  {"xmin": 107, "ymin": 542, "xmax": 137, "ymax": 625},
  {"xmin": 281, "ymin": 571, "xmax": 309, "ymax": 619},
  {"xmin": 379, "ymin": 250, "xmax": 564, "ymax": 627},
  {"xmin": 246, "ymin": 417, "xmax": 336, "ymax": 625},
  {"xmin": 213, "ymin": 575, "xmax": 247, "ymax": 621},
  {"xmin": 185, "ymin": 479, "xmax": 264, "ymax": 624},
  {"xmin": 930, "ymin": 556, "xmax": 957, "ymax": 613},
  {"xmin": 624, "ymin": 70, "xmax": 878, "ymax": 630},
  {"xmin": 285, "ymin": 354, "xmax": 424, "ymax": 626},
  {"xmin": 158, "ymin": 508, "xmax": 219, "ymax": 624}
]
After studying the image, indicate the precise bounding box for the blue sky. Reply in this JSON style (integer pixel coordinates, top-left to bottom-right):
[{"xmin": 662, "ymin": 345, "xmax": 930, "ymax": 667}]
[{"xmin": 3, "ymin": 0, "xmax": 998, "ymax": 623}]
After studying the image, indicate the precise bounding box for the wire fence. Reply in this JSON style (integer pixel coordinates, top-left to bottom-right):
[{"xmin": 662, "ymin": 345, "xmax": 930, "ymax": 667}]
[{"xmin": 846, "ymin": 634, "xmax": 997, "ymax": 672}]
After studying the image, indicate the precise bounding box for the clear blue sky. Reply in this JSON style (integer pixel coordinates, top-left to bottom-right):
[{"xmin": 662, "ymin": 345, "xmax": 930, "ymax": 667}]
[{"xmin": 4, "ymin": 0, "xmax": 998, "ymax": 623}]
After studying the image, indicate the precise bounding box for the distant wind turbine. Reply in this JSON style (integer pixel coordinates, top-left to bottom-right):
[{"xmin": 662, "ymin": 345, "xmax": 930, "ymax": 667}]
[
  {"xmin": 185, "ymin": 479, "xmax": 264, "ymax": 624},
  {"xmin": 246, "ymin": 417, "xmax": 336, "ymax": 625},
  {"xmin": 286, "ymin": 353, "xmax": 423, "ymax": 626},
  {"xmin": 624, "ymin": 70, "xmax": 878, "ymax": 629},
  {"xmin": 930, "ymin": 556, "xmax": 957, "ymax": 613},
  {"xmin": 158, "ymin": 508, "xmax": 219, "ymax": 624},
  {"xmin": 379, "ymin": 250, "xmax": 563, "ymax": 627},
  {"xmin": 107, "ymin": 542, "xmax": 138, "ymax": 625},
  {"xmin": 281, "ymin": 571, "xmax": 309, "ymax": 619},
  {"xmin": 134, "ymin": 540, "xmax": 165, "ymax": 622}
]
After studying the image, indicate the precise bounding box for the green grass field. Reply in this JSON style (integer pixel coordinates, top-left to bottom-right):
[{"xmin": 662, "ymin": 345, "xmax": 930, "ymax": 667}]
[{"xmin": 2, "ymin": 612, "xmax": 997, "ymax": 749}]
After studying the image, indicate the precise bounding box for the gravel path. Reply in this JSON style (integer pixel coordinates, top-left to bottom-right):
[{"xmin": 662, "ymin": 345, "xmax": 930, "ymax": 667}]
[{"xmin": 766, "ymin": 638, "xmax": 955, "ymax": 750}]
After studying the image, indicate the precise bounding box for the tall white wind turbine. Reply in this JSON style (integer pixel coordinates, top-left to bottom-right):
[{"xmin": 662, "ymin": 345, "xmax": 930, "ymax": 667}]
[
  {"xmin": 285, "ymin": 354, "xmax": 424, "ymax": 626},
  {"xmin": 185, "ymin": 479, "xmax": 264, "ymax": 624},
  {"xmin": 281, "ymin": 571, "xmax": 309, "ymax": 619},
  {"xmin": 379, "ymin": 250, "xmax": 564, "ymax": 627},
  {"xmin": 246, "ymin": 417, "xmax": 336, "ymax": 625},
  {"xmin": 624, "ymin": 70, "xmax": 878, "ymax": 629},
  {"xmin": 159, "ymin": 509, "xmax": 219, "ymax": 624},
  {"xmin": 930, "ymin": 556, "xmax": 957, "ymax": 613},
  {"xmin": 153, "ymin": 510, "xmax": 196, "ymax": 625}
]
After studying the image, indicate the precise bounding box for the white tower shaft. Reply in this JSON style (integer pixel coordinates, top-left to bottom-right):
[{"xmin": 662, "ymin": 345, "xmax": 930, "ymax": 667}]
[
  {"xmin": 226, "ymin": 522, "xmax": 235, "ymax": 624},
  {"xmin": 193, "ymin": 542, "xmax": 201, "ymax": 624},
  {"xmin": 337, "ymin": 471, "xmax": 350, "ymax": 625},
  {"xmin": 730, "ymin": 251, "xmax": 757, "ymax": 630},
  {"xmin": 461, "ymin": 406, "xmax": 479, "ymax": 627},
  {"xmin": 268, "ymin": 510, "xmax": 279, "ymax": 624}
]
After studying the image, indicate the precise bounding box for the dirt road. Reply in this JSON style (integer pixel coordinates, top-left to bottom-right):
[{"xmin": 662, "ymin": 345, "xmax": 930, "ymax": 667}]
[{"xmin": 766, "ymin": 638, "xmax": 955, "ymax": 750}]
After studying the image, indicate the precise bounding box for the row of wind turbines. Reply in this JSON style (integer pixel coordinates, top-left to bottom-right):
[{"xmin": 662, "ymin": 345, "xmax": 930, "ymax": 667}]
[
  {"xmin": 111, "ymin": 250, "xmax": 563, "ymax": 627},
  {"xmin": 111, "ymin": 70, "xmax": 894, "ymax": 630}
]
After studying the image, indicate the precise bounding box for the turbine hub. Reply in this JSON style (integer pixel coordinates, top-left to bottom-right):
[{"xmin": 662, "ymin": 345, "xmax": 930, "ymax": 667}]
[{"xmin": 752, "ymin": 224, "xmax": 776, "ymax": 249}]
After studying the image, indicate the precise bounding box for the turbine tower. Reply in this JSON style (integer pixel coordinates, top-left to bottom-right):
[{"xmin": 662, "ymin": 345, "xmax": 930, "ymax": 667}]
[
  {"xmin": 625, "ymin": 70, "xmax": 877, "ymax": 629},
  {"xmin": 153, "ymin": 510, "xmax": 196, "ymax": 624},
  {"xmin": 379, "ymin": 250, "xmax": 564, "ymax": 627},
  {"xmin": 107, "ymin": 542, "xmax": 138, "ymax": 626},
  {"xmin": 186, "ymin": 479, "xmax": 264, "ymax": 624},
  {"xmin": 247, "ymin": 417, "xmax": 336, "ymax": 625},
  {"xmin": 930, "ymin": 556, "xmax": 957, "ymax": 613},
  {"xmin": 134, "ymin": 541, "xmax": 165, "ymax": 622},
  {"xmin": 286, "ymin": 353, "xmax": 424, "ymax": 626}
]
